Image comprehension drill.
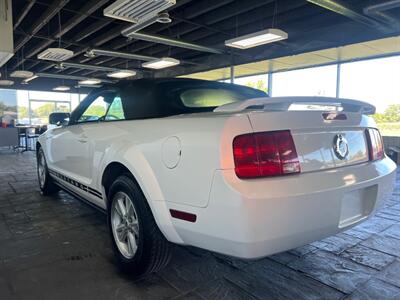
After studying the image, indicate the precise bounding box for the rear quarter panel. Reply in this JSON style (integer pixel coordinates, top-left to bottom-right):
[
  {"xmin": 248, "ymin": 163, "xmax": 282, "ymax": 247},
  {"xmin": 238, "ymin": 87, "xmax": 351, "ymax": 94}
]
[{"xmin": 98, "ymin": 113, "xmax": 252, "ymax": 208}]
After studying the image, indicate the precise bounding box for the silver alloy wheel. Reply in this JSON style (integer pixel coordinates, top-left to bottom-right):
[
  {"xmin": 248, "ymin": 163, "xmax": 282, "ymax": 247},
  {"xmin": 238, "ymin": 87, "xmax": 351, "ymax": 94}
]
[
  {"xmin": 38, "ymin": 151, "xmax": 46, "ymax": 189},
  {"xmin": 111, "ymin": 191, "xmax": 140, "ymax": 259}
]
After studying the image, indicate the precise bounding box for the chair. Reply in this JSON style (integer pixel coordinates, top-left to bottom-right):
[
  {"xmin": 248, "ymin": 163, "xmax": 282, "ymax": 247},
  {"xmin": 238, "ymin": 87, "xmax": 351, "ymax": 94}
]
[{"xmin": 26, "ymin": 127, "xmax": 40, "ymax": 151}]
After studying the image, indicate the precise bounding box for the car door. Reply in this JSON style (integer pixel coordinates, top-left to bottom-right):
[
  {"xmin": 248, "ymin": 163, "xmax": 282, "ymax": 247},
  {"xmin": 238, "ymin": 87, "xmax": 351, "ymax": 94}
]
[{"xmin": 47, "ymin": 91, "xmax": 116, "ymax": 202}]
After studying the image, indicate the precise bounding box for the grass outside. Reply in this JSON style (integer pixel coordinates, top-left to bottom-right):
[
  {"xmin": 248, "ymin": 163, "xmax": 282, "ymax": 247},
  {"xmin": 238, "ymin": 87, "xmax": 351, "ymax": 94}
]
[{"xmin": 377, "ymin": 122, "xmax": 400, "ymax": 137}]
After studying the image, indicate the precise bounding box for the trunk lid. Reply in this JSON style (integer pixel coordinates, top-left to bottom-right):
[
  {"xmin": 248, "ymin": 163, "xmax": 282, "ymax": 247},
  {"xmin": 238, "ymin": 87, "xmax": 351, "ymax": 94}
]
[
  {"xmin": 215, "ymin": 96, "xmax": 375, "ymax": 173},
  {"xmin": 247, "ymin": 110, "xmax": 369, "ymax": 173}
]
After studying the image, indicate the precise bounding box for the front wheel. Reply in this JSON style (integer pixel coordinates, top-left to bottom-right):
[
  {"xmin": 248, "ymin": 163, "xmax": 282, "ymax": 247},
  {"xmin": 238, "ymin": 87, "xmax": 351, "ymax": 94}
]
[
  {"xmin": 107, "ymin": 175, "xmax": 172, "ymax": 277},
  {"xmin": 37, "ymin": 148, "xmax": 59, "ymax": 196}
]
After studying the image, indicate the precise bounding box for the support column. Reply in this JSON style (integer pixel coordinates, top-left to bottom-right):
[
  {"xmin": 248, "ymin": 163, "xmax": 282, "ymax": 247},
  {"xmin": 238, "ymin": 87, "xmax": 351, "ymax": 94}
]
[{"xmin": 336, "ymin": 63, "xmax": 341, "ymax": 98}]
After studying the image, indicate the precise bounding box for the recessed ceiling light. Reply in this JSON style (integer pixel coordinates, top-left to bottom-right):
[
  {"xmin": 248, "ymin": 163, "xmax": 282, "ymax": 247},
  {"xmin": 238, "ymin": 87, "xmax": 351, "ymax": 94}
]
[
  {"xmin": 10, "ymin": 70, "xmax": 34, "ymax": 78},
  {"xmin": 37, "ymin": 48, "xmax": 74, "ymax": 61},
  {"xmin": 0, "ymin": 80, "xmax": 14, "ymax": 86},
  {"xmin": 53, "ymin": 85, "xmax": 70, "ymax": 91},
  {"xmin": 107, "ymin": 70, "xmax": 136, "ymax": 78},
  {"xmin": 142, "ymin": 57, "xmax": 180, "ymax": 69},
  {"xmin": 225, "ymin": 29, "xmax": 288, "ymax": 49},
  {"xmin": 78, "ymin": 78, "xmax": 102, "ymax": 85}
]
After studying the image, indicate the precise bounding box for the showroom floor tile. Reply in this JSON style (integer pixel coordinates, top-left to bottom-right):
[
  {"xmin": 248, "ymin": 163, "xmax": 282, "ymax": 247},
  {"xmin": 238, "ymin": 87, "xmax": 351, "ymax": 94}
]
[{"xmin": 0, "ymin": 150, "xmax": 399, "ymax": 300}]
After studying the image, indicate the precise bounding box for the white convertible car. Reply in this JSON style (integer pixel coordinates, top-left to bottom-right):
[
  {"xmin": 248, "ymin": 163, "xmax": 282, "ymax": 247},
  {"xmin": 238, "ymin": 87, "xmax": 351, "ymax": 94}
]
[{"xmin": 37, "ymin": 78, "xmax": 396, "ymax": 277}]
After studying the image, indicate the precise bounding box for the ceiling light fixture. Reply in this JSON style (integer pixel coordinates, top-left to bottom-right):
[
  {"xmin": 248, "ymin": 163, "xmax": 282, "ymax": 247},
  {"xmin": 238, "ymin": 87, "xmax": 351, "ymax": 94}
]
[
  {"xmin": 225, "ymin": 28, "xmax": 288, "ymax": 49},
  {"xmin": 22, "ymin": 75, "xmax": 39, "ymax": 84},
  {"xmin": 142, "ymin": 57, "xmax": 180, "ymax": 69},
  {"xmin": 104, "ymin": 0, "xmax": 175, "ymax": 23},
  {"xmin": 10, "ymin": 70, "xmax": 34, "ymax": 78},
  {"xmin": 78, "ymin": 78, "xmax": 102, "ymax": 85},
  {"xmin": 53, "ymin": 85, "xmax": 70, "ymax": 91},
  {"xmin": 75, "ymin": 84, "xmax": 102, "ymax": 88},
  {"xmin": 107, "ymin": 70, "xmax": 136, "ymax": 78},
  {"xmin": 0, "ymin": 80, "xmax": 14, "ymax": 86},
  {"xmin": 37, "ymin": 48, "xmax": 74, "ymax": 61}
]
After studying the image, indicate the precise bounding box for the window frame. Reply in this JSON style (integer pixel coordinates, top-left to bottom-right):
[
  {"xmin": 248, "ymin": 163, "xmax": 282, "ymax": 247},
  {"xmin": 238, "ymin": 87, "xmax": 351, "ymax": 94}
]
[{"xmin": 69, "ymin": 89, "xmax": 119, "ymax": 125}]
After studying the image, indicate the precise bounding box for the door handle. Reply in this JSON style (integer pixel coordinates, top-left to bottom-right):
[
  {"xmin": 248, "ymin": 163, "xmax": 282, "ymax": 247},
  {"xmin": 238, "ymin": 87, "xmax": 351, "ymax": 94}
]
[{"xmin": 77, "ymin": 139, "xmax": 87, "ymax": 143}]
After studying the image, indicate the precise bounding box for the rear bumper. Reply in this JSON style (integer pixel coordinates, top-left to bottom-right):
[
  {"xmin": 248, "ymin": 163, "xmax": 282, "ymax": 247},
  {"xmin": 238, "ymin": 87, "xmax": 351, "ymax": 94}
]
[{"xmin": 169, "ymin": 156, "xmax": 397, "ymax": 259}]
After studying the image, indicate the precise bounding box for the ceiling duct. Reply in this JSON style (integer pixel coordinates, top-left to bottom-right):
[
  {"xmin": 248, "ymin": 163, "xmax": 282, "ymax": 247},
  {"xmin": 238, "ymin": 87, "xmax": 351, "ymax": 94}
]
[
  {"xmin": 104, "ymin": 0, "xmax": 175, "ymax": 23},
  {"xmin": 86, "ymin": 48, "xmax": 156, "ymax": 61},
  {"xmin": 122, "ymin": 32, "xmax": 224, "ymax": 54},
  {"xmin": 37, "ymin": 48, "xmax": 74, "ymax": 61},
  {"xmin": 121, "ymin": 12, "xmax": 171, "ymax": 34},
  {"xmin": 0, "ymin": 0, "xmax": 13, "ymax": 67},
  {"xmin": 306, "ymin": 0, "xmax": 388, "ymax": 31},
  {"xmin": 36, "ymin": 72, "xmax": 115, "ymax": 83},
  {"xmin": 57, "ymin": 62, "xmax": 121, "ymax": 72},
  {"xmin": 363, "ymin": 0, "xmax": 400, "ymax": 27}
]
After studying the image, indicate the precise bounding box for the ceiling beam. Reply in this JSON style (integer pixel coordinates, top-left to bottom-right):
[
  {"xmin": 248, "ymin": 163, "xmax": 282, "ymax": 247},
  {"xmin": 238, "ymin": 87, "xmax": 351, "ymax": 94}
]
[
  {"xmin": 73, "ymin": 19, "xmax": 113, "ymax": 42},
  {"xmin": 14, "ymin": 0, "xmax": 70, "ymax": 52},
  {"xmin": 13, "ymin": 0, "xmax": 36, "ymax": 30},
  {"xmin": 13, "ymin": 0, "xmax": 108, "ymax": 71},
  {"xmin": 75, "ymin": 0, "xmax": 235, "ymax": 64},
  {"xmin": 86, "ymin": 0, "xmax": 275, "ymax": 67},
  {"xmin": 54, "ymin": 0, "xmax": 109, "ymax": 39},
  {"xmin": 96, "ymin": 0, "xmax": 303, "ymax": 68}
]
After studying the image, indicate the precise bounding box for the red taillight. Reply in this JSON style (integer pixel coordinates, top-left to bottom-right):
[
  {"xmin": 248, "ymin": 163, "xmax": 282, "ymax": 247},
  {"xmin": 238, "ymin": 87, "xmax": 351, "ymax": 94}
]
[
  {"xmin": 366, "ymin": 128, "xmax": 384, "ymax": 161},
  {"xmin": 233, "ymin": 130, "xmax": 301, "ymax": 179}
]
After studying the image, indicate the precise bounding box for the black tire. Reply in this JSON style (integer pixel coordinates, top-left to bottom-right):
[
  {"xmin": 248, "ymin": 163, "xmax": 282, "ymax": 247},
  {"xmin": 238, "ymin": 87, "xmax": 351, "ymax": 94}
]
[
  {"xmin": 107, "ymin": 174, "xmax": 172, "ymax": 277},
  {"xmin": 37, "ymin": 147, "xmax": 60, "ymax": 196}
]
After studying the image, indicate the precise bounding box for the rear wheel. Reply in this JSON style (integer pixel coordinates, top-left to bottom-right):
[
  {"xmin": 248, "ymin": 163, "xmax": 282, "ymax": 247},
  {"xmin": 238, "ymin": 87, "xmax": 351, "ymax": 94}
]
[
  {"xmin": 37, "ymin": 148, "xmax": 59, "ymax": 195},
  {"xmin": 107, "ymin": 175, "xmax": 172, "ymax": 277}
]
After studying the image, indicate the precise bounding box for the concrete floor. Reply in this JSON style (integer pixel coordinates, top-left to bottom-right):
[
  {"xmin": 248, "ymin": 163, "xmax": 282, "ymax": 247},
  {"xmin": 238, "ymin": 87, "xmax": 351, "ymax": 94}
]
[{"xmin": 0, "ymin": 150, "xmax": 399, "ymax": 300}]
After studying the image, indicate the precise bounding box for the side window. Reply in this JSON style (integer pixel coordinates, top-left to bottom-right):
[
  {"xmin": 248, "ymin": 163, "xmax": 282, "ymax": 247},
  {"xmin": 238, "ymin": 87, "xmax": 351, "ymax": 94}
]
[
  {"xmin": 105, "ymin": 96, "xmax": 125, "ymax": 121},
  {"xmin": 77, "ymin": 96, "xmax": 109, "ymax": 123}
]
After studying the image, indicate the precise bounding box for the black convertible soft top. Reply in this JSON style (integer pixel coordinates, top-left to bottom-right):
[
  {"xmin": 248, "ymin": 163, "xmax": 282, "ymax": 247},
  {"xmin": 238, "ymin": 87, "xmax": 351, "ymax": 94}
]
[{"xmin": 77, "ymin": 78, "xmax": 268, "ymax": 121}]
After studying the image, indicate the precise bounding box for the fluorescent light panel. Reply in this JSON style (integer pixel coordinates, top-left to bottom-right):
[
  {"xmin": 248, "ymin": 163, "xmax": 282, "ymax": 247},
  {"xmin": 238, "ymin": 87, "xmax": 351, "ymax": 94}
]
[
  {"xmin": 53, "ymin": 85, "xmax": 70, "ymax": 91},
  {"xmin": 142, "ymin": 57, "xmax": 180, "ymax": 69},
  {"xmin": 76, "ymin": 84, "xmax": 102, "ymax": 88},
  {"xmin": 78, "ymin": 78, "xmax": 102, "ymax": 85},
  {"xmin": 107, "ymin": 70, "xmax": 136, "ymax": 78},
  {"xmin": 225, "ymin": 29, "xmax": 288, "ymax": 49},
  {"xmin": 23, "ymin": 75, "xmax": 39, "ymax": 83}
]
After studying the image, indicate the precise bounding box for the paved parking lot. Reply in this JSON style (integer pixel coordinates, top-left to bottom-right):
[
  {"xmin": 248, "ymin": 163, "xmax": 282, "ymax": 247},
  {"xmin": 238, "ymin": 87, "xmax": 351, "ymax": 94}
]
[{"xmin": 0, "ymin": 150, "xmax": 399, "ymax": 300}]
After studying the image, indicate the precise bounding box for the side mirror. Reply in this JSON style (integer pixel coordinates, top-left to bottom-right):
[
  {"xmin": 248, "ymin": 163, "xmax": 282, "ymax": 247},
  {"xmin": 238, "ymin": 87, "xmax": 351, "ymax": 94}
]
[{"xmin": 49, "ymin": 112, "xmax": 70, "ymax": 126}]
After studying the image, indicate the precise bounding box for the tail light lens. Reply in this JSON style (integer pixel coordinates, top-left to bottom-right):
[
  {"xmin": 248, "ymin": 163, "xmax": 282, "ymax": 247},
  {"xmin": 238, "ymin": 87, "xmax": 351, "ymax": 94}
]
[
  {"xmin": 233, "ymin": 130, "xmax": 301, "ymax": 179},
  {"xmin": 366, "ymin": 128, "xmax": 384, "ymax": 161}
]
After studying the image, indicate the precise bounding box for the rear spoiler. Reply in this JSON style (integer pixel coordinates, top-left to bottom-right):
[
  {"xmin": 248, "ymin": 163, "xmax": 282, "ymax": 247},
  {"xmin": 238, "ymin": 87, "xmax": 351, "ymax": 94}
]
[{"xmin": 214, "ymin": 96, "xmax": 376, "ymax": 115}]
